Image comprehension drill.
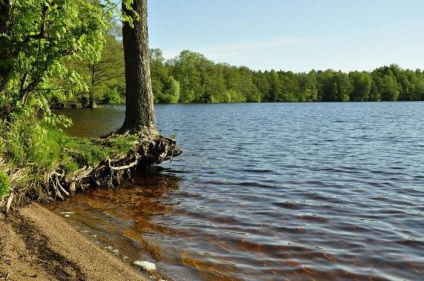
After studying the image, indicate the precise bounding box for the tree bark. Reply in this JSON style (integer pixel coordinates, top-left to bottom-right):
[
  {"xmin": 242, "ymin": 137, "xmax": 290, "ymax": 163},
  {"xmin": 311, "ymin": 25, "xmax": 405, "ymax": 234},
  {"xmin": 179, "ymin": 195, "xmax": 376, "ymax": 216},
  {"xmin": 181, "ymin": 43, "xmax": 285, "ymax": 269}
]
[{"xmin": 119, "ymin": 0, "xmax": 157, "ymax": 135}]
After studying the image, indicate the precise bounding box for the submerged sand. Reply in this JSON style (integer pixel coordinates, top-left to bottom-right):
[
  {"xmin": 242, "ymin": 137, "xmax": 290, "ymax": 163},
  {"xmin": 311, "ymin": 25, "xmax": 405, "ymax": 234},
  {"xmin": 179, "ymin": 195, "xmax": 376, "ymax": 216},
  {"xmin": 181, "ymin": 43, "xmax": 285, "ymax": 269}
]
[{"xmin": 0, "ymin": 203, "xmax": 151, "ymax": 281}]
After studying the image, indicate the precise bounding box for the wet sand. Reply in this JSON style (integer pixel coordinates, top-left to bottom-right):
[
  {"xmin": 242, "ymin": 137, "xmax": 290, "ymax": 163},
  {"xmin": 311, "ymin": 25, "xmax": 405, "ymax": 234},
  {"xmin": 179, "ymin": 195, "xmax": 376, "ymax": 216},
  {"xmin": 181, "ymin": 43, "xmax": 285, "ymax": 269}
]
[{"xmin": 0, "ymin": 203, "xmax": 152, "ymax": 281}]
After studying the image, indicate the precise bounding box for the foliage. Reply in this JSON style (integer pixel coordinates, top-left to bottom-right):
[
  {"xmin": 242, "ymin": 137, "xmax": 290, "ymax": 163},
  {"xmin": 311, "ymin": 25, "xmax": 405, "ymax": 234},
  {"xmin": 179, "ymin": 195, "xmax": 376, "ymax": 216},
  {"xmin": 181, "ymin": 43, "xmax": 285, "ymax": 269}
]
[
  {"xmin": 349, "ymin": 71, "xmax": 372, "ymax": 101},
  {"xmin": 0, "ymin": 171, "xmax": 10, "ymax": 199},
  {"xmin": 2, "ymin": 113, "xmax": 70, "ymax": 170},
  {"xmin": 102, "ymin": 86, "xmax": 125, "ymax": 104},
  {"xmin": 155, "ymin": 76, "xmax": 180, "ymax": 104},
  {"xmin": 148, "ymin": 51, "xmax": 424, "ymax": 103},
  {"xmin": 0, "ymin": 0, "xmax": 110, "ymax": 118},
  {"xmin": 66, "ymin": 33, "xmax": 125, "ymax": 107}
]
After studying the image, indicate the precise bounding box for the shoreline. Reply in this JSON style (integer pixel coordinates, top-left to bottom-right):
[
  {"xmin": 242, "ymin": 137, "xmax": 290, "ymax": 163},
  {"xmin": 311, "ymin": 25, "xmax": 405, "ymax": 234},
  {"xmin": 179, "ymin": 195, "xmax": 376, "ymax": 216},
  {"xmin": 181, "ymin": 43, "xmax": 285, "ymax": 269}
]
[{"xmin": 0, "ymin": 203, "xmax": 164, "ymax": 281}]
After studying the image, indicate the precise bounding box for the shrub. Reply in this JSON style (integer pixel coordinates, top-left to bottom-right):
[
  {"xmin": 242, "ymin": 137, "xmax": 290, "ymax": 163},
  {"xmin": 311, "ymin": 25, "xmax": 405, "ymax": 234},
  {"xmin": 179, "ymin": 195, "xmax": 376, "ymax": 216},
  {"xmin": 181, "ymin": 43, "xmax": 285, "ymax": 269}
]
[
  {"xmin": 102, "ymin": 87, "xmax": 125, "ymax": 104},
  {"xmin": 3, "ymin": 117, "xmax": 69, "ymax": 170}
]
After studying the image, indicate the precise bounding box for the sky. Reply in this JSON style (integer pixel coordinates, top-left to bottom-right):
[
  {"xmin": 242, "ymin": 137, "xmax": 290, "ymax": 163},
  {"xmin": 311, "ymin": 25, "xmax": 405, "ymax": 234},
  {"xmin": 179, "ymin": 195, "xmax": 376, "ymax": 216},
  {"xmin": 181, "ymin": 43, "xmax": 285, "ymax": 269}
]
[{"xmin": 147, "ymin": 0, "xmax": 424, "ymax": 72}]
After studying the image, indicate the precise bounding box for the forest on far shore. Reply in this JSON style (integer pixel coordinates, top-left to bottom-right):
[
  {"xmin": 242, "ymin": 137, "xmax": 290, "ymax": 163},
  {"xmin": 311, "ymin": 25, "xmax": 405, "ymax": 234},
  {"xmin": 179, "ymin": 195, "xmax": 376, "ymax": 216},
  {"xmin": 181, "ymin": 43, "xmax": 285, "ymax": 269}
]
[{"xmin": 67, "ymin": 33, "xmax": 424, "ymax": 106}]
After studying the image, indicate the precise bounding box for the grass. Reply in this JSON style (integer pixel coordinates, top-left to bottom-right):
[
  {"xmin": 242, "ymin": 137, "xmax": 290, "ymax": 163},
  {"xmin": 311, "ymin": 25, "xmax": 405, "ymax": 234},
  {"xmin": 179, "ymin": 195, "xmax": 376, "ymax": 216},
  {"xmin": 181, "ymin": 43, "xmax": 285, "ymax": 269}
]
[
  {"xmin": 0, "ymin": 171, "xmax": 9, "ymax": 199},
  {"xmin": 3, "ymin": 118, "xmax": 67, "ymax": 170},
  {"xmin": 64, "ymin": 134, "xmax": 139, "ymax": 167}
]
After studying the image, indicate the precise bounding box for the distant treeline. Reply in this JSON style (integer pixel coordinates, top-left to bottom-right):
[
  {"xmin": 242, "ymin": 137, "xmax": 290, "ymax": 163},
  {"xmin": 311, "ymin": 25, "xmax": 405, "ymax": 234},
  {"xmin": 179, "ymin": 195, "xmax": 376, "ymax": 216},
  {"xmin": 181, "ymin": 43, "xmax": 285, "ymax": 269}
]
[
  {"xmin": 70, "ymin": 35, "xmax": 424, "ymax": 105},
  {"xmin": 152, "ymin": 49, "xmax": 424, "ymax": 103}
]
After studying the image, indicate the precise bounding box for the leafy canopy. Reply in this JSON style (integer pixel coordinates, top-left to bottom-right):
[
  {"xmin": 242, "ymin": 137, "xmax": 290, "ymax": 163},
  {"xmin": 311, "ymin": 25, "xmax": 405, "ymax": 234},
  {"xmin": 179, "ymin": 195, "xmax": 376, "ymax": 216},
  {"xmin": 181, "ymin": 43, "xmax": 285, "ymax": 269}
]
[{"xmin": 0, "ymin": 0, "xmax": 113, "ymax": 121}]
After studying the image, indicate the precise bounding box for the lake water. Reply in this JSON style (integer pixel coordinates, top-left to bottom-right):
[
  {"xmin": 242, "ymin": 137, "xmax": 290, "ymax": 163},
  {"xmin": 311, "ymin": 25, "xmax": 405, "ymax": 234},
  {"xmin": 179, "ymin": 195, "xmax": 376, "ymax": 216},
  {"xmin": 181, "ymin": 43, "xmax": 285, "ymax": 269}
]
[{"xmin": 51, "ymin": 103, "xmax": 424, "ymax": 281}]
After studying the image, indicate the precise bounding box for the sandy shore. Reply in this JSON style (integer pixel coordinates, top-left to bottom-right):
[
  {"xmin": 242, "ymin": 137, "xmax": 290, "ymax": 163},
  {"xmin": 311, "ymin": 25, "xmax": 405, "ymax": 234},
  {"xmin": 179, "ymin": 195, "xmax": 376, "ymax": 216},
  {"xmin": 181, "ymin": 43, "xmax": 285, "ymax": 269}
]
[{"xmin": 0, "ymin": 203, "xmax": 153, "ymax": 281}]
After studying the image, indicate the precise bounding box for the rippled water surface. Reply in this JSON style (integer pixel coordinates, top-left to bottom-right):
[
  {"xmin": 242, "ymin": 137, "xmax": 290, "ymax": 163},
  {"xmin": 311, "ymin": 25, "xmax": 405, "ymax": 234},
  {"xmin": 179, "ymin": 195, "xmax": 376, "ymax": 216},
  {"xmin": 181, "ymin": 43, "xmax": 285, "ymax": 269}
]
[{"xmin": 51, "ymin": 103, "xmax": 424, "ymax": 281}]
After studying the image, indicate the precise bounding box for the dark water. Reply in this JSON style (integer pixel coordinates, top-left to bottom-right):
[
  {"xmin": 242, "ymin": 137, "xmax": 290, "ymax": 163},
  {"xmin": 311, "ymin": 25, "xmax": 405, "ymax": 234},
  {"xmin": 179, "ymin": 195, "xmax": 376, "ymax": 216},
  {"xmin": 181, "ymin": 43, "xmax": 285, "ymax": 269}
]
[{"xmin": 51, "ymin": 103, "xmax": 424, "ymax": 281}]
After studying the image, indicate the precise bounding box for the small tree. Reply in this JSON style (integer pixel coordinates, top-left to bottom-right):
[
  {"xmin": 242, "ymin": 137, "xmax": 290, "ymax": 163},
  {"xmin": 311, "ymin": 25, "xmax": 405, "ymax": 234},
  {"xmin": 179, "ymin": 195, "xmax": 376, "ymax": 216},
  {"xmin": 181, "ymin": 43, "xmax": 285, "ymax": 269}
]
[
  {"xmin": 349, "ymin": 71, "xmax": 371, "ymax": 101},
  {"xmin": 87, "ymin": 34, "xmax": 125, "ymax": 107}
]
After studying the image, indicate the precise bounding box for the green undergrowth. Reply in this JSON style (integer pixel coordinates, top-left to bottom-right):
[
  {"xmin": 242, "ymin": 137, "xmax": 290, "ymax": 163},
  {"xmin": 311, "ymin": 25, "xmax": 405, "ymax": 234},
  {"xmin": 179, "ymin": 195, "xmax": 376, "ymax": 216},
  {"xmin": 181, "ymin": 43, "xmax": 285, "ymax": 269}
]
[
  {"xmin": 0, "ymin": 171, "xmax": 9, "ymax": 200},
  {"xmin": 63, "ymin": 134, "xmax": 139, "ymax": 172},
  {"xmin": 0, "ymin": 114, "xmax": 139, "ymax": 209}
]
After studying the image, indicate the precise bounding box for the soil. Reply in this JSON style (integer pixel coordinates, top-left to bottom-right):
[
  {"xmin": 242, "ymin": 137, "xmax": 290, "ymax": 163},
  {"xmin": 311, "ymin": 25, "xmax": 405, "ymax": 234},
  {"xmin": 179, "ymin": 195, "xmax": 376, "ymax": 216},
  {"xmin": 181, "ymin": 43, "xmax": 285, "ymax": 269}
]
[{"xmin": 0, "ymin": 204, "xmax": 151, "ymax": 281}]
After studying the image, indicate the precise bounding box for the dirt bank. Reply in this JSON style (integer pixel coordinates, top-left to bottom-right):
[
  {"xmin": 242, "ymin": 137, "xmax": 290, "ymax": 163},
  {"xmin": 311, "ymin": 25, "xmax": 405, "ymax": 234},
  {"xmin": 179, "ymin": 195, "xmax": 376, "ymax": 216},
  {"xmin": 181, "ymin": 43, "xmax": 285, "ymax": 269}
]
[{"xmin": 0, "ymin": 204, "xmax": 151, "ymax": 281}]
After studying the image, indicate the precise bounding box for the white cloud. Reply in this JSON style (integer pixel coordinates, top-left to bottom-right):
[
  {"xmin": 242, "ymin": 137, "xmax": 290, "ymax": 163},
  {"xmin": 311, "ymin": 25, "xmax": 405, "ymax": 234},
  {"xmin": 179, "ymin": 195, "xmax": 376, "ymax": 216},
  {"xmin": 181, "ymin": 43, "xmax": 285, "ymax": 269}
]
[
  {"xmin": 156, "ymin": 37, "xmax": 323, "ymax": 63},
  {"xmin": 198, "ymin": 37, "xmax": 299, "ymax": 53}
]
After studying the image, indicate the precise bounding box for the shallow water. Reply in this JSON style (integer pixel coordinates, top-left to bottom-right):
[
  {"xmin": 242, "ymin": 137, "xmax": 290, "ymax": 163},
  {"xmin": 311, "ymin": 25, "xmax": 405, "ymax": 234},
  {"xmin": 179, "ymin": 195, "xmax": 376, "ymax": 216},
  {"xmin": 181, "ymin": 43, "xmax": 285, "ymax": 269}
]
[{"xmin": 51, "ymin": 102, "xmax": 424, "ymax": 281}]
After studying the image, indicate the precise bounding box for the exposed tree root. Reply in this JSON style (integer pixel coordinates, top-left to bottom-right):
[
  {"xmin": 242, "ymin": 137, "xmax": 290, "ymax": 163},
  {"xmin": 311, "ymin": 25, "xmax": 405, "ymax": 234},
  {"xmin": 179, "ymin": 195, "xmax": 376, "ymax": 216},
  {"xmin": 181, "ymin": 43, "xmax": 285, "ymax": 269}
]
[{"xmin": 1, "ymin": 134, "xmax": 181, "ymax": 213}]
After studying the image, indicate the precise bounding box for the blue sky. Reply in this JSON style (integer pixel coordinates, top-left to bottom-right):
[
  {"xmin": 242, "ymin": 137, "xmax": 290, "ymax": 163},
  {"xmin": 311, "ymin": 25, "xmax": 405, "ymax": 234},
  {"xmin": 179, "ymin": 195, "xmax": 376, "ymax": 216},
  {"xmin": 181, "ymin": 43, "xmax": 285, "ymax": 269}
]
[{"xmin": 148, "ymin": 0, "xmax": 424, "ymax": 72}]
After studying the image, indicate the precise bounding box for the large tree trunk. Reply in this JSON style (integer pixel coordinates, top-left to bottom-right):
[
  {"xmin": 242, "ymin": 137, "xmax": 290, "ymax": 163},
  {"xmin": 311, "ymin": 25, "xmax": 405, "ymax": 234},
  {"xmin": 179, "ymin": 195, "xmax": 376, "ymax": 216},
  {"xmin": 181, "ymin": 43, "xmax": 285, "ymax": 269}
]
[{"xmin": 119, "ymin": 0, "xmax": 157, "ymax": 135}]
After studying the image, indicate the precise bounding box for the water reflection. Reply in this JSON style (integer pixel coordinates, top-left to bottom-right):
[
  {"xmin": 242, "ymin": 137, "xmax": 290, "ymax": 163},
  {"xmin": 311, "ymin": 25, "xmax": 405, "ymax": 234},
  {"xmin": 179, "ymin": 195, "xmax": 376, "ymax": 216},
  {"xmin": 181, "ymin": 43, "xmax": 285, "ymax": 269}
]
[{"xmin": 58, "ymin": 106, "xmax": 125, "ymax": 137}]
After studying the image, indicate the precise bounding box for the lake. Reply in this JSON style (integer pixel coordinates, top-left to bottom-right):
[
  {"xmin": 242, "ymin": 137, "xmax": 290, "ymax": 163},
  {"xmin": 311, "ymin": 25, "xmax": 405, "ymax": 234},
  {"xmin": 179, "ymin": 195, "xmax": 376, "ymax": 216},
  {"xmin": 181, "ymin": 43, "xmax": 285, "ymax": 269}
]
[{"xmin": 51, "ymin": 102, "xmax": 424, "ymax": 281}]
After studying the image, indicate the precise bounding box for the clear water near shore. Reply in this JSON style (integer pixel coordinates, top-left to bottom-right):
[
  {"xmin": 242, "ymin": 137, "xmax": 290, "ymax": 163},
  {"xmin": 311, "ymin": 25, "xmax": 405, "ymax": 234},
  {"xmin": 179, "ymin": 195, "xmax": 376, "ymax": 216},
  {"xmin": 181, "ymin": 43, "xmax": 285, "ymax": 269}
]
[{"xmin": 51, "ymin": 102, "xmax": 424, "ymax": 281}]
